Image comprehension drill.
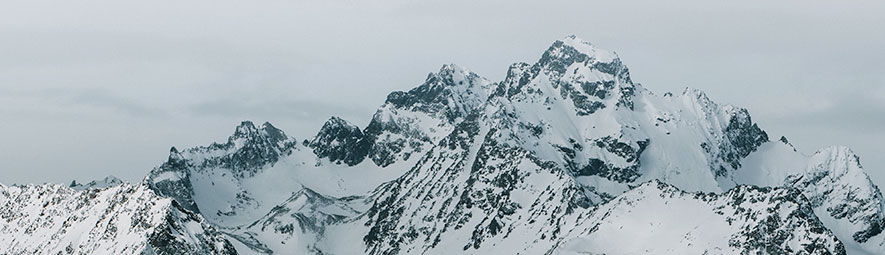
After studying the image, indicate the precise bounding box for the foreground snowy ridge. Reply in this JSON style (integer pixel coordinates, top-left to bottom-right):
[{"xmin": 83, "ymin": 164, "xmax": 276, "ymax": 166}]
[
  {"xmin": 0, "ymin": 182, "xmax": 235, "ymax": 255},
  {"xmin": 1, "ymin": 36, "xmax": 882, "ymax": 254}
]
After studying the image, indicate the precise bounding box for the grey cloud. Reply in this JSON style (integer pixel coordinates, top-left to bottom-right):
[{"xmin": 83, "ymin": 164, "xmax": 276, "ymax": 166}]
[
  {"xmin": 55, "ymin": 89, "xmax": 166, "ymax": 117},
  {"xmin": 756, "ymin": 90, "xmax": 885, "ymax": 135},
  {"xmin": 1, "ymin": 88, "xmax": 166, "ymax": 118},
  {"xmin": 188, "ymin": 97, "xmax": 368, "ymax": 120}
]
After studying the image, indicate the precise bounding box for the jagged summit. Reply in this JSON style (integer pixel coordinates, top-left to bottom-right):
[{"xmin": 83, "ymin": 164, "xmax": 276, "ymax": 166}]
[
  {"xmin": 552, "ymin": 35, "xmax": 620, "ymax": 64},
  {"xmin": 495, "ymin": 35, "xmax": 636, "ymax": 118},
  {"xmin": 540, "ymin": 35, "xmax": 628, "ymax": 82},
  {"xmin": 189, "ymin": 120, "xmax": 299, "ymax": 178},
  {"xmin": 360, "ymin": 63, "xmax": 494, "ymax": 167},
  {"xmin": 309, "ymin": 116, "xmax": 370, "ymax": 166},
  {"xmin": 233, "ymin": 120, "xmax": 259, "ymax": 136},
  {"xmin": 230, "ymin": 120, "xmax": 290, "ymax": 145},
  {"xmin": 383, "ymin": 63, "xmax": 492, "ymax": 121},
  {"xmin": 69, "ymin": 175, "xmax": 123, "ymax": 191}
]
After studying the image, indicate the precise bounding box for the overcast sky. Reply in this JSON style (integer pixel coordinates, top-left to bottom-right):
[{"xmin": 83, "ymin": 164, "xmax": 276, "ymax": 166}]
[{"xmin": 0, "ymin": 0, "xmax": 882, "ymax": 187}]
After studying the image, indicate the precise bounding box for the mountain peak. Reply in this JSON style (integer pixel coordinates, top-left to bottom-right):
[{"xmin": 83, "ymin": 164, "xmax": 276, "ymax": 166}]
[
  {"xmin": 229, "ymin": 120, "xmax": 290, "ymax": 145},
  {"xmin": 233, "ymin": 120, "xmax": 257, "ymax": 135},
  {"xmin": 259, "ymin": 121, "xmax": 287, "ymax": 142},
  {"xmin": 321, "ymin": 116, "xmax": 350, "ymax": 128},
  {"xmin": 383, "ymin": 64, "xmax": 491, "ymax": 120},
  {"xmin": 437, "ymin": 63, "xmax": 462, "ymax": 75},
  {"xmin": 534, "ymin": 36, "xmax": 630, "ymax": 87},
  {"xmin": 548, "ymin": 35, "xmax": 619, "ymax": 64},
  {"xmin": 309, "ymin": 116, "xmax": 369, "ymax": 166},
  {"xmin": 813, "ymin": 145, "xmax": 864, "ymax": 171},
  {"xmin": 492, "ymin": 35, "xmax": 638, "ymax": 115},
  {"xmin": 428, "ymin": 63, "xmax": 479, "ymax": 88}
]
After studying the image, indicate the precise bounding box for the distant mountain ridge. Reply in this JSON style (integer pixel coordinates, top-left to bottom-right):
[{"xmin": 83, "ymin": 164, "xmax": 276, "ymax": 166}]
[{"xmin": 1, "ymin": 36, "xmax": 882, "ymax": 255}]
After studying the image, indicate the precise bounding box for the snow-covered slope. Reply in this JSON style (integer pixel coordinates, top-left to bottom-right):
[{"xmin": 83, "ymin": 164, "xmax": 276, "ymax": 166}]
[
  {"xmin": 798, "ymin": 147, "xmax": 885, "ymax": 253},
  {"xmin": 557, "ymin": 181, "xmax": 845, "ymax": 255},
  {"xmin": 0, "ymin": 182, "xmax": 235, "ymax": 254},
  {"xmin": 227, "ymin": 188, "xmax": 363, "ymax": 254},
  {"xmin": 739, "ymin": 142, "xmax": 885, "ymax": 254}
]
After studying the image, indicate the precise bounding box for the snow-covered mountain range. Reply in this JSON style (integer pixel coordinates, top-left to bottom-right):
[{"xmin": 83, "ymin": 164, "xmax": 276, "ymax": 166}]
[{"xmin": 1, "ymin": 36, "xmax": 882, "ymax": 255}]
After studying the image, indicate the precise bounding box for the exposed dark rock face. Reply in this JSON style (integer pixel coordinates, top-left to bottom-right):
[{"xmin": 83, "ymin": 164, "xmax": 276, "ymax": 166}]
[
  {"xmin": 559, "ymin": 136, "xmax": 650, "ymax": 183},
  {"xmin": 148, "ymin": 148, "xmax": 200, "ymax": 213},
  {"xmin": 718, "ymin": 108, "xmax": 770, "ymax": 174},
  {"xmin": 309, "ymin": 117, "xmax": 371, "ymax": 166}
]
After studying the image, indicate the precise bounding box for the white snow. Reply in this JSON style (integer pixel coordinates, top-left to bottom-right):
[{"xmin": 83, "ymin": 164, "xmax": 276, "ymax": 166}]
[
  {"xmin": 734, "ymin": 140, "xmax": 807, "ymax": 186},
  {"xmin": 0, "ymin": 183, "xmax": 227, "ymax": 254},
  {"xmin": 557, "ymin": 182, "xmax": 841, "ymax": 254},
  {"xmin": 560, "ymin": 35, "xmax": 618, "ymax": 63},
  {"xmin": 151, "ymin": 171, "xmax": 184, "ymax": 183}
]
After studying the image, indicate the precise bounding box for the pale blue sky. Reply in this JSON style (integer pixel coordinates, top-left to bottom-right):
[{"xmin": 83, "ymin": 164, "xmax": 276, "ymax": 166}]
[{"xmin": 1, "ymin": 0, "xmax": 882, "ymax": 186}]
